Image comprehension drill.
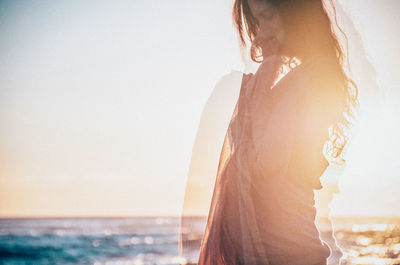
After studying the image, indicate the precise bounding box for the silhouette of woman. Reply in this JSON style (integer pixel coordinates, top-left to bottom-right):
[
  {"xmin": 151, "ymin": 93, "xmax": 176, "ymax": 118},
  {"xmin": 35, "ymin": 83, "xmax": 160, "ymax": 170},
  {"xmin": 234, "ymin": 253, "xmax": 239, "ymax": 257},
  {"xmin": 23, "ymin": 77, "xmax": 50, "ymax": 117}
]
[{"xmin": 181, "ymin": 0, "xmax": 361, "ymax": 264}]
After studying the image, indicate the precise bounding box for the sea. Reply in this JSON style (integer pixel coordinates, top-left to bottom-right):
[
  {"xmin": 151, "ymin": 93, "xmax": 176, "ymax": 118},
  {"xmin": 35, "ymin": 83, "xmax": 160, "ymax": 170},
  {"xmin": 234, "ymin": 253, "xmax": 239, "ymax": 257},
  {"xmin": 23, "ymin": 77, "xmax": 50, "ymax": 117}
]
[{"xmin": 0, "ymin": 217, "xmax": 399, "ymax": 265}]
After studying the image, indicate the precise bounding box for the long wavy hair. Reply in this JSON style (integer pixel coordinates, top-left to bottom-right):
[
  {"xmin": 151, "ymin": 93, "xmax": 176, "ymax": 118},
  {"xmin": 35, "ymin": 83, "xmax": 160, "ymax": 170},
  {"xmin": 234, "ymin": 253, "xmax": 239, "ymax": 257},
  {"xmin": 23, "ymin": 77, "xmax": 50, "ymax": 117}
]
[{"xmin": 233, "ymin": 0, "xmax": 359, "ymax": 163}]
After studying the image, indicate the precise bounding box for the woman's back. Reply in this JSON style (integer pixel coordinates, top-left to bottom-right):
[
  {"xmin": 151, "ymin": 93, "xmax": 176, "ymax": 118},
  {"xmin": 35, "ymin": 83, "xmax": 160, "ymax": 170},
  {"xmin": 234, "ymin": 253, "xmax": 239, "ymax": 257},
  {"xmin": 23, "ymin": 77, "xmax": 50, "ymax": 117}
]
[{"xmin": 197, "ymin": 54, "xmax": 341, "ymax": 265}]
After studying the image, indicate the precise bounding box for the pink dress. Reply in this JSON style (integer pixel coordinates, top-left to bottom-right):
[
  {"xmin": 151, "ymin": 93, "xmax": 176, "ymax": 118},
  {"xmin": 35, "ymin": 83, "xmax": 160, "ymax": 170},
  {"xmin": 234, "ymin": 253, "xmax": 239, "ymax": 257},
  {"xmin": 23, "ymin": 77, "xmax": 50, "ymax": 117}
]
[{"xmin": 197, "ymin": 54, "xmax": 341, "ymax": 265}]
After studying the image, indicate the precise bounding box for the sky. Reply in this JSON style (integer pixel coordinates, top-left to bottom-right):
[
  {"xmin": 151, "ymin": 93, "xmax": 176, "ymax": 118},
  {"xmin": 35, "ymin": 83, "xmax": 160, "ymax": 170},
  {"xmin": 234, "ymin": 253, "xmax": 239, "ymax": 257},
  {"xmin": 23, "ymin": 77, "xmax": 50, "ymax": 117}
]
[{"xmin": 0, "ymin": 0, "xmax": 399, "ymax": 218}]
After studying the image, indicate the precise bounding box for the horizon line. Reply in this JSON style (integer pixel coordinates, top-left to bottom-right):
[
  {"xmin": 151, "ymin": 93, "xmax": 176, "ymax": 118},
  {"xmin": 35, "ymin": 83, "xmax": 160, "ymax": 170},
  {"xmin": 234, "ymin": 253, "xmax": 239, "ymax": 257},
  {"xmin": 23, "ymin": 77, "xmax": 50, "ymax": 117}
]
[{"xmin": 1, "ymin": 214, "xmax": 400, "ymax": 220}]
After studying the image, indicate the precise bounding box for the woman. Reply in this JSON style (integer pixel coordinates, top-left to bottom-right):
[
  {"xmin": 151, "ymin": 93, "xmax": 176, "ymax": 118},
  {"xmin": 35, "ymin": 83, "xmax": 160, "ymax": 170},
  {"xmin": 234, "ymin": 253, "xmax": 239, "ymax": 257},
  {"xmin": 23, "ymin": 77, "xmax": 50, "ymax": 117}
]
[{"xmin": 195, "ymin": 0, "xmax": 359, "ymax": 264}]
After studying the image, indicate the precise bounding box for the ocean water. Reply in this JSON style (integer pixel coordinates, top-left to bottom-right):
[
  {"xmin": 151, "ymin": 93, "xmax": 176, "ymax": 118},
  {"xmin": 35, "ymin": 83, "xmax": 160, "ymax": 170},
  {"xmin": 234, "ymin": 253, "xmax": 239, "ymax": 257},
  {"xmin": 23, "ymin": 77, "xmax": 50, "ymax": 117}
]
[
  {"xmin": 0, "ymin": 217, "xmax": 399, "ymax": 265},
  {"xmin": 0, "ymin": 218, "xmax": 183, "ymax": 265}
]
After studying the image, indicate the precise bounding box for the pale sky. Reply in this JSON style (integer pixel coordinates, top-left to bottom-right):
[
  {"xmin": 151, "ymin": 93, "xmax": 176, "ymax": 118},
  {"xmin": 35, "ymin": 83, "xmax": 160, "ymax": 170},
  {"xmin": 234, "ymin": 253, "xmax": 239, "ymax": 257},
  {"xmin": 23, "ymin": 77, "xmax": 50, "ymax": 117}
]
[{"xmin": 0, "ymin": 0, "xmax": 399, "ymax": 217}]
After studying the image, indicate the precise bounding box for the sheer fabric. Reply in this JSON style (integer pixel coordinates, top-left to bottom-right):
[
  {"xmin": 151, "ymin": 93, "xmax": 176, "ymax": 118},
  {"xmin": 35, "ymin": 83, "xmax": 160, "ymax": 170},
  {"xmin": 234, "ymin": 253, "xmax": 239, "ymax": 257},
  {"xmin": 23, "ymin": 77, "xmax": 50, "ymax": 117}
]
[{"xmin": 196, "ymin": 54, "xmax": 340, "ymax": 265}]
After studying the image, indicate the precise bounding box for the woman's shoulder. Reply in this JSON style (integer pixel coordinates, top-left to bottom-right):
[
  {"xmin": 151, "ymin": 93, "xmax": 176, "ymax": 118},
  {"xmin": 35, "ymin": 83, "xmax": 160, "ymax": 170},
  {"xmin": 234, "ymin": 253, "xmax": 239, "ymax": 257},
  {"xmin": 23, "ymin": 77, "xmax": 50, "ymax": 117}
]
[
  {"xmin": 286, "ymin": 54, "xmax": 333, "ymax": 85},
  {"xmin": 268, "ymin": 54, "xmax": 344, "ymax": 118},
  {"xmin": 243, "ymin": 54, "xmax": 339, "ymax": 102},
  {"xmin": 294, "ymin": 55, "xmax": 345, "ymax": 123},
  {"xmin": 280, "ymin": 54, "xmax": 340, "ymax": 98}
]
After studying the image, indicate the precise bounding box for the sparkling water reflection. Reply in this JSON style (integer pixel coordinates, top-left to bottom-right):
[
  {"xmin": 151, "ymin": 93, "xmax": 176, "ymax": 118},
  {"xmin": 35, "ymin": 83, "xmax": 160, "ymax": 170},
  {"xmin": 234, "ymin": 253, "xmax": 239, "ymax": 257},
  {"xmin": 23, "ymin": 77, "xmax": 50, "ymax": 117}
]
[{"xmin": 0, "ymin": 217, "xmax": 399, "ymax": 265}]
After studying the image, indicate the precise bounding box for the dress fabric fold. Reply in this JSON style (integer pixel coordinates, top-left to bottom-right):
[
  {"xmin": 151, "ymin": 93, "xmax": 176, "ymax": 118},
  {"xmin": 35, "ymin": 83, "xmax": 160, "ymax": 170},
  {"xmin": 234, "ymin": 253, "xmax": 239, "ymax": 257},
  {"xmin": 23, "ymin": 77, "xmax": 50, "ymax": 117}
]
[{"xmin": 197, "ymin": 54, "xmax": 333, "ymax": 265}]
